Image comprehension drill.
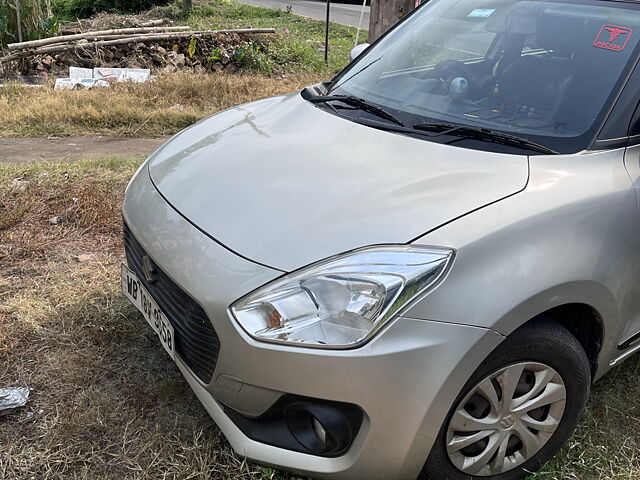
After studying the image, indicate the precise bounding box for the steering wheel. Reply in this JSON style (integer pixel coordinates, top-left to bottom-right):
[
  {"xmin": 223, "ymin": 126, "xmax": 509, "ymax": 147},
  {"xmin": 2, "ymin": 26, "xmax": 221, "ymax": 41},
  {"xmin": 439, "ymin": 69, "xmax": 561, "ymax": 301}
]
[{"xmin": 432, "ymin": 59, "xmax": 472, "ymax": 98}]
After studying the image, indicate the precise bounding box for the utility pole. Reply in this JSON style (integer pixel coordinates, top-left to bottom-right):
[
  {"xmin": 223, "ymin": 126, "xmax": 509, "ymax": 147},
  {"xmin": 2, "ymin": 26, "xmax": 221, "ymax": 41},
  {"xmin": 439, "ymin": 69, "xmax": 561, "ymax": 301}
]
[
  {"xmin": 324, "ymin": 0, "xmax": 331, "ymax": 64},
  {"xmin": 368, "ymin": 0, "xmax": 415, "ymax": 43}
]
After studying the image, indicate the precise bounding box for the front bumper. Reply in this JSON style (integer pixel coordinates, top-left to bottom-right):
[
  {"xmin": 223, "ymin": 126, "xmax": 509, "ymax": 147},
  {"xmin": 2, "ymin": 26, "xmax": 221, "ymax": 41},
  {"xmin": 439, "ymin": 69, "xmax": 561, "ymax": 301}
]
[{"xmin": 122, "ymin": 165, "xmax": 504, "ymax": 480}]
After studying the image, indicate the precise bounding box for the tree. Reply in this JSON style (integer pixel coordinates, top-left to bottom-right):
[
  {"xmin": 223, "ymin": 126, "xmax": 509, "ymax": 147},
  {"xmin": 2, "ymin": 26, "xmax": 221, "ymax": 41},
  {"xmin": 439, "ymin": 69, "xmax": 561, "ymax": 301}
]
[
  {"xmin": 368, "ymin": 0, "xmax": 415, "ymax": 43},
  {"xmin": 1, "ymin": 0, "xmax": 51, "ymax": 48},
  {"xmin": 183, "ymin": 0, "xmax": 192, "ymax": 14}
]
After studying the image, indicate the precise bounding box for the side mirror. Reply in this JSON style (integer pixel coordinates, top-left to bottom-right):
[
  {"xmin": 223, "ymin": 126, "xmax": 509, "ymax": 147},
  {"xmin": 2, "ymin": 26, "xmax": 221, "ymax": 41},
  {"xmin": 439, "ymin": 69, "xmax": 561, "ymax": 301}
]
[{"xmin": 349, "ymin": 43, "xmax": 370, "ymax": 62}]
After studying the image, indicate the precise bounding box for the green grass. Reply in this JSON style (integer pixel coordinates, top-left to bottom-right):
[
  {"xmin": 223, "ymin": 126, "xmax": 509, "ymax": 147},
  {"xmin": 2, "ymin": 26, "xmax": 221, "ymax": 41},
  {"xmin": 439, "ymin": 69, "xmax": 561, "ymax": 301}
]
[
  {"xmin": 529, "ymin": 357, "xmax": 640, "ymax": 480},
  {"xmin": 49, "ymin": 0, "xmax": 361, "ymax": 75},
  {"xmin": 163, "ymin": 0, "xmax": 361, "ymax": 74},
  {"xmin": 0, "ymin": 155, "xmax": 142, "ymax": 177}
]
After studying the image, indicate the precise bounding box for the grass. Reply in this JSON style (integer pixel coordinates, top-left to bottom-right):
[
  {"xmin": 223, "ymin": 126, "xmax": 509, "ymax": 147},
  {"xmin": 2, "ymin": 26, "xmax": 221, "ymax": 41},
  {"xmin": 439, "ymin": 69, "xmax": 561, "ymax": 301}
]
[
  {"xmin": 1, "ymin": 158, "xmax": 640, "ymax": 479},
  {"xmin": 179, "ymin": 0, "xmax": 362, "ymax": 74},
  {"xmin": 49, "ymin": 0, "xmax": 362, "ymax": 75},
  {"xmin": 53, "ymin": 0, "xmax": 363, "ymax": 75},
  {"xmin": 0, "ymin": 72, "xmax": 322, "ymax": 137},
  {"xmin": 0, "ymin": 157, "xmax": 302, "ymax": 480},
  {"xmin": 0, "ymin": 0, "xmax": 361, "ymax": 138},
  {"xmin": 528, "ymin": 358, "xmax": 640, "ymax": 480}
]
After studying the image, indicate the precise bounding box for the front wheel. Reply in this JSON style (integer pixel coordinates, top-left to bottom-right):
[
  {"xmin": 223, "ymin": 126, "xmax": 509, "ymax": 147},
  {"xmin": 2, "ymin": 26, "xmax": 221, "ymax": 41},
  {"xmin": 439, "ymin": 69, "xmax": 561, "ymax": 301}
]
[{"xmin": 421, "ymin": 320, "xmax": 591, "ymax": 480}]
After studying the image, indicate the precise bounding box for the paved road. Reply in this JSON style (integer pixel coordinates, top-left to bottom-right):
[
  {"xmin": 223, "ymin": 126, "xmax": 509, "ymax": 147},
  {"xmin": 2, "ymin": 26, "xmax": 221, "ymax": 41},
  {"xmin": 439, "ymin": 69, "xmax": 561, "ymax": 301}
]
[
  {"xmin": 0, "ymin": 136, "xmax": 168, "ymax": 163},
  {"xmin": 237, "ymin": 0, "xmax": 369, "ymax": 28}
]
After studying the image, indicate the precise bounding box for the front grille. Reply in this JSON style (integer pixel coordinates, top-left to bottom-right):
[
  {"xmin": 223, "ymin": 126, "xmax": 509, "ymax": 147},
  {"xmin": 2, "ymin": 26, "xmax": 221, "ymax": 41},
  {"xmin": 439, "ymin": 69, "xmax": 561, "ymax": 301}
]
[{"xmin": 123, "ymin": 222, "xmax": 220, "ymax": 383}]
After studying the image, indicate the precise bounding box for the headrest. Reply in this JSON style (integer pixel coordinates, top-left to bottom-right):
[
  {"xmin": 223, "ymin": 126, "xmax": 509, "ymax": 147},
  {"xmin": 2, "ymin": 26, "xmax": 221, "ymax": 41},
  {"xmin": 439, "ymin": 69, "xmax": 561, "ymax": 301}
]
[
  {"xmin": 536, "ymin": 15, "xmax": 587, "ymax": 53},
  {"xmin": 486, "ymin": 13, "xmax": 537, "ymax": 35}
]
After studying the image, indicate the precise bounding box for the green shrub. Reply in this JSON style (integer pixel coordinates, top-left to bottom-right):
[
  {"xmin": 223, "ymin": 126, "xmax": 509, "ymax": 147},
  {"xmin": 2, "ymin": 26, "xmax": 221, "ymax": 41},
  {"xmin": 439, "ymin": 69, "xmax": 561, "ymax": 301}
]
[
  {"xmin": 53, "ymin": 0, "xmax": 173, "ymax": 19},
  {"xmin": 0, "ymin": 0, "xmax": 59, "ymax": 48}
]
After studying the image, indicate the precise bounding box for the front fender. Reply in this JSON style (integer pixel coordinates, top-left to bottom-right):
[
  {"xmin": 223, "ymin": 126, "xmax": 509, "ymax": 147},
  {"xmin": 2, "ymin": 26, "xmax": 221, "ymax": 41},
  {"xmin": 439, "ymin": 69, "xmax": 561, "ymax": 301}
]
[{"xmin": 405, "ymin": 148, "xmax": 639, "ymax": 378}]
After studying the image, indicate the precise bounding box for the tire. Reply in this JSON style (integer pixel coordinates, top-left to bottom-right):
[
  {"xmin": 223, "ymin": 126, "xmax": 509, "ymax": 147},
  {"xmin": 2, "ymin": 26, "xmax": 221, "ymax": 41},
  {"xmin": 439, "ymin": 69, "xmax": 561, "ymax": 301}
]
[{"xmin": 421, "ymin": 319, "xmax": 591, "ymax": 480}]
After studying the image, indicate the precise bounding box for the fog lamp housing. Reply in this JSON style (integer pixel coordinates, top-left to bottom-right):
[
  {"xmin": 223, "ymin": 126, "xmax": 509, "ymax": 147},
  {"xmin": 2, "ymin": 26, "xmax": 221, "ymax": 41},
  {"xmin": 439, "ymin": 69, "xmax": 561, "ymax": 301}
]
[
  {"xmin": 223, "ymin": 395, "xmax": 364, "ymax": 457},
  {"xmin": 284, "ymin": 402, "xmax": 357, "ymax": 455}
]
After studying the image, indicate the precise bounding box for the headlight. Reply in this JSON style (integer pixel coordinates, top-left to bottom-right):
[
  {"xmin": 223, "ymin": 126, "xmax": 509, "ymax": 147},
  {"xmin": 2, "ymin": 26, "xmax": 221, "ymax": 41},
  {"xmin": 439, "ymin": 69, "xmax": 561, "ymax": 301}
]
[{"xmin": 231, "ymin": 246, "xmax": 453, "ymax": 348}]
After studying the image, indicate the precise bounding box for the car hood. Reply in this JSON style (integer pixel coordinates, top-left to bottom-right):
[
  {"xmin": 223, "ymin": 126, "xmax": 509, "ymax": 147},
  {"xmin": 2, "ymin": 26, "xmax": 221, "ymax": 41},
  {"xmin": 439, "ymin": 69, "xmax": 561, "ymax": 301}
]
[{"xmin": 148, "ymin": 93, "xmax": 529, "ymax": 272}]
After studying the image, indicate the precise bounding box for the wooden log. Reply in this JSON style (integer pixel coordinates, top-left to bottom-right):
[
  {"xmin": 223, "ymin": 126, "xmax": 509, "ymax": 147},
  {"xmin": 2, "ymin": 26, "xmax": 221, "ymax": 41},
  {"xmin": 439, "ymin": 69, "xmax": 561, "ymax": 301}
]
[
  {"xmin": 7, "ymin": 26, "xmax": 191, "ymax": 51},
  {"xmin": 0, "ymin": 29, "xmax": 277, "ymax": 64},
  {"xmin": 59, "ymin": 33, "xmax": 179, "ymax": 42},
  {"xmin": 139, "ymin": 19, "xmax": 170, "ymax": 27},
  {"xmin": 56, "ymin": 27, "xmax": 274, "ymax": 42},
  {"xmin": 58, "ymin": 19, "xmax": 170, "ymax": 35},
  {"xmin": 68, "ymin": 28, "xmax": 277, "ymax": 46}
]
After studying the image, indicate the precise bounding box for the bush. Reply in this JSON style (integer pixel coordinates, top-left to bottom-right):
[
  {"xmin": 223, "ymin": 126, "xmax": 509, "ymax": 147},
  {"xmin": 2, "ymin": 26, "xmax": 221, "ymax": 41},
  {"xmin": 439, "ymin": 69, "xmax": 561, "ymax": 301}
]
[
  {"xmin": 0, "ymin": 0, "xmax": 59, "ymax": 48},
  {"xmin": 53, "ymin": 0, "xmax": 173, "ymax": 18}
]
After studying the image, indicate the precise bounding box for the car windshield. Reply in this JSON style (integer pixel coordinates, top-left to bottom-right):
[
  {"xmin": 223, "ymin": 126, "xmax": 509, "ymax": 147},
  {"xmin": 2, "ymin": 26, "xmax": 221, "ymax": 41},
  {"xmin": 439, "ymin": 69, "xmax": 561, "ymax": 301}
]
[{"xmin": 326, "ymin": 0, "xmax": 640, "ymax": 153}]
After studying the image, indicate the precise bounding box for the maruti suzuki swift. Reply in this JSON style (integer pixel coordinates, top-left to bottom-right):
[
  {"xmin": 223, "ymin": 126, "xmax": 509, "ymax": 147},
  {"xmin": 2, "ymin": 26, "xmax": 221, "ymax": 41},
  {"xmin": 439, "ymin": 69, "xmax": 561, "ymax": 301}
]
[{"xmin": 121, "ymin": 0, "xmax": 640, "ymax": 477}]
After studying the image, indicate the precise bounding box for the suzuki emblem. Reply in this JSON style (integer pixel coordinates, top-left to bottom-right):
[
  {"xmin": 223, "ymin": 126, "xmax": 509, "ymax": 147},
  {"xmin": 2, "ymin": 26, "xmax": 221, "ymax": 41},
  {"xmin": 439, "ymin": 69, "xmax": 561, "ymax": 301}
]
[{"xmin": 142, "ymin": 255, "xmax": 157, "ymax": 284}]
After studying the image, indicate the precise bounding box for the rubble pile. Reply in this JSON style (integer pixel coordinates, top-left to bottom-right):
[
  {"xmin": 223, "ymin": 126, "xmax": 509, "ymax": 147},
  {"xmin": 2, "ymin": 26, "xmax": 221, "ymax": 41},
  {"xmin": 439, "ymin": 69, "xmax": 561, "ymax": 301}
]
[{"xmin": 0, "ymin": 20, "xmax": 275, "ymax": 78}]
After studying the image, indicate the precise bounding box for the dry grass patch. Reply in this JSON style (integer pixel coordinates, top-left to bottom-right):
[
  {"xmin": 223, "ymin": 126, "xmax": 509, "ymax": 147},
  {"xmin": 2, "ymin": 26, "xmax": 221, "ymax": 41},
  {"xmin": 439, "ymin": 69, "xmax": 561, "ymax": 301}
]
[
  {"xmin": 0, "ymin": 72, "xmax": 323, "ymax": 137},
  {"xmin": 0, "ymin": 158, "xmax": 302, "ymax": 480},
  {"xmin": 0, "ymin": 158, "xmax": 639, "ymax": 480}
]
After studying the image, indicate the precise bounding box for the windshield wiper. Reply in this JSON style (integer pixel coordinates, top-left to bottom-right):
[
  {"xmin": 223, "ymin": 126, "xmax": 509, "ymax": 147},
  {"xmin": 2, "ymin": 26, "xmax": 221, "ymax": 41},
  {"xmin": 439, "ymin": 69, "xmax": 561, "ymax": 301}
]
[
  {"xmin": 306, "ymin": 95, "xmax": 558, "ymax": 154},
  {"xmin": 413, "ymin": 122, "xmax": 558, "ymax": 155},
  {"xmin": 308, "ymin": 95, "xmax": 404, "ymax": 126}
]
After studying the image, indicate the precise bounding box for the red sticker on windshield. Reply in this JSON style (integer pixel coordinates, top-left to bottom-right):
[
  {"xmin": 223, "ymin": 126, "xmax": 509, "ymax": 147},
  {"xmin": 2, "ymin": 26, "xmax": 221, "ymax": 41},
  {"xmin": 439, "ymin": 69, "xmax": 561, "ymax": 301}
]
[{"xmin": 594, "ymin": 25, "xmax": 632, "ymax": 51}]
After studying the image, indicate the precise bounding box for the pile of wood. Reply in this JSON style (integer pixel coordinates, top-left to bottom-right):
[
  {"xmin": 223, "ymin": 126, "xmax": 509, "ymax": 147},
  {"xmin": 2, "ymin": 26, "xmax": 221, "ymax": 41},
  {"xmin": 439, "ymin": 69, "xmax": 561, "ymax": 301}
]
[
  {"xmin": 0, "ymin": 21, "xmax": 275, "ymax": 65},
  {"xmin": 60, "ymin": 16, "xmax": 175, "ymax": 35}
]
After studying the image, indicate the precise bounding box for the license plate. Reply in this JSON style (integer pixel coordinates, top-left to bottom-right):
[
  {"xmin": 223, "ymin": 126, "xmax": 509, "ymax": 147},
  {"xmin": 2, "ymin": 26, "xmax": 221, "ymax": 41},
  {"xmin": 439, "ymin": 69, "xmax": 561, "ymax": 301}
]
[{"xmin": 121, "ymin": 264, "xmax": 175, "ymax": 359}]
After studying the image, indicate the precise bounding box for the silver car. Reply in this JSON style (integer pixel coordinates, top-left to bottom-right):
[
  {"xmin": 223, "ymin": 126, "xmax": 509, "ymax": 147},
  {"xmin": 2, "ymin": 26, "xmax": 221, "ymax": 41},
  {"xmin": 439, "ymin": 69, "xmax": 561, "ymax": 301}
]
[{"xmin": 121, "ymin": 0, "xmax": 640, "ymax": 478}]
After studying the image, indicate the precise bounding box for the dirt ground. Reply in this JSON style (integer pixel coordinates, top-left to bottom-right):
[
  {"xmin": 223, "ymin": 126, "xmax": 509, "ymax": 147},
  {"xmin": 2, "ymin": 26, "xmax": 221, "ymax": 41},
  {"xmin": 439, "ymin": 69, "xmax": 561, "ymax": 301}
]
[{"xmin": 0, "ymin": 137, "xmax": 168, "ymax": 164}]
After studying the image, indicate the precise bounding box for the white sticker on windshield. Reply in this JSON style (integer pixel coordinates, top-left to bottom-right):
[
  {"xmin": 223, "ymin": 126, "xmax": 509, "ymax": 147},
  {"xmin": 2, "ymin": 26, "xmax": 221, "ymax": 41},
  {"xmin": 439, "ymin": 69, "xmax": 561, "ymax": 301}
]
[{"xmin": 468, "ymin": 8, "xmax": 495, "ymax": 18}]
